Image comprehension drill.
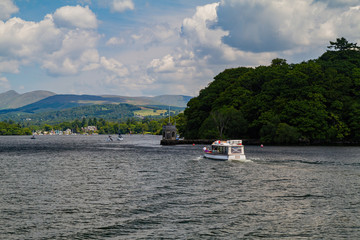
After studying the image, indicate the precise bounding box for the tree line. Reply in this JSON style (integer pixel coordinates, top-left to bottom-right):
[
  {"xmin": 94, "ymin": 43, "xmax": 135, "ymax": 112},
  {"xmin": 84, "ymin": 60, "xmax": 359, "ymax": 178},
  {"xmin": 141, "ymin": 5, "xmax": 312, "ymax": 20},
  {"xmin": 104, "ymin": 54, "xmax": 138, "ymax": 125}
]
[
  {"xmin": 183, "ymin": 38, "xmax": 360, "ymax": 144},
  {"xmin": 0, "ymin": 114, "xmax": 186, "ymax": 136}
]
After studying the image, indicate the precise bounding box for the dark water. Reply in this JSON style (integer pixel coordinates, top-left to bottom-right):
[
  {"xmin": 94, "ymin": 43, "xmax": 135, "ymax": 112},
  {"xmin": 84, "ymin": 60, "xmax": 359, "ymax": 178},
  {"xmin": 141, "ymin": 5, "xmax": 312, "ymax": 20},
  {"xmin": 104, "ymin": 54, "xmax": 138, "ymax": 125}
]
[{"xmin": 1, "ymin": 135, "xmax": 359, "ymax": 239}]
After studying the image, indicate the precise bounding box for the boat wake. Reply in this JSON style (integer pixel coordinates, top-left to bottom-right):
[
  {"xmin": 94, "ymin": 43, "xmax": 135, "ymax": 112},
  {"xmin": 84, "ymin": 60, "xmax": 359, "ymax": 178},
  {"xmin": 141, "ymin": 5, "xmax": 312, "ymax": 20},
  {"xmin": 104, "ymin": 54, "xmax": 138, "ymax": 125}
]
[{"xmin": 192, "ymin": 156, "xmax": 203, "ymax": 161}]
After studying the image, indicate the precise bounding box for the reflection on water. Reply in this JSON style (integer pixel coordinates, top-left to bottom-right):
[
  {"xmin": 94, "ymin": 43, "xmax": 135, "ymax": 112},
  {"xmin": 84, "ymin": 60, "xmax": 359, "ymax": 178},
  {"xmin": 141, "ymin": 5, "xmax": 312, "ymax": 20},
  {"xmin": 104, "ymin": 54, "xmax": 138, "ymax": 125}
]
[{"xmin": 1, "ymin": 135, "xmax": 360, "ymax": 239}]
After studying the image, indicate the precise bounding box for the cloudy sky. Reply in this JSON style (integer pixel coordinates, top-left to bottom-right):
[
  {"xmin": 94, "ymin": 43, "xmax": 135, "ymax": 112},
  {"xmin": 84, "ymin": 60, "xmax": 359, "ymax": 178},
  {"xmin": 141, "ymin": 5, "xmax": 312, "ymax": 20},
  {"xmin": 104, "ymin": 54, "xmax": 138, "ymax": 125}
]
[{"xmin": 1, "ymin": 0, "xmax": 360, "ymax": 96}]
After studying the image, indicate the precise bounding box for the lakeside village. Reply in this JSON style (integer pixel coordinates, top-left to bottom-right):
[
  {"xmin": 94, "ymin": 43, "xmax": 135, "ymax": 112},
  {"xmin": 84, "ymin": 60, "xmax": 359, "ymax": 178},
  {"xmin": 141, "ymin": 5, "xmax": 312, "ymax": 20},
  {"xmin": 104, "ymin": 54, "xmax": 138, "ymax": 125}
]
[{"xmin": 33, "ymin": 126, "xmax": 99, "ymax": 136}]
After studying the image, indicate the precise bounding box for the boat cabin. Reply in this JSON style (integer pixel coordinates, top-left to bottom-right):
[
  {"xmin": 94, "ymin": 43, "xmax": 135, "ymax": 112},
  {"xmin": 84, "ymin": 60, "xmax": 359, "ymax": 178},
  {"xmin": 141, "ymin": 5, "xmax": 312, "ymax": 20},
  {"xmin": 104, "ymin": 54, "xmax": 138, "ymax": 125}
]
[{"xmin": 204, "ymin": 140, "xmax": 246, "ymax": 161}]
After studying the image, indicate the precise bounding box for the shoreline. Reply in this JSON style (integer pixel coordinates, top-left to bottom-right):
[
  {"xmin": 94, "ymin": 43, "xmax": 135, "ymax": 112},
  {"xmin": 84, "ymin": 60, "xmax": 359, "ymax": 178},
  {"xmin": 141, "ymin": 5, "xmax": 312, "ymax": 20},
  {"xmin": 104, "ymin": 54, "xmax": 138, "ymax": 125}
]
[
  {"xmin": 160, "ymin": 139, "xmax": 360, "ymax": 146},
  {"xmin": 160, "ymin": 139, "xmax": 261, "ymax": 145}
]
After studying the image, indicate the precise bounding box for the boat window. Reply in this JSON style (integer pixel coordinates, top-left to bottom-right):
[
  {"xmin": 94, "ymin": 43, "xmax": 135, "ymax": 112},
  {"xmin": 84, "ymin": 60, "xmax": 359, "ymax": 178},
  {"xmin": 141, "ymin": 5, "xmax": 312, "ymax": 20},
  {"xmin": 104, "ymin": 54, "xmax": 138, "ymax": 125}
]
[{"xmin": 212, "ymin": 146, "xmax": 219, "ymax": 152}]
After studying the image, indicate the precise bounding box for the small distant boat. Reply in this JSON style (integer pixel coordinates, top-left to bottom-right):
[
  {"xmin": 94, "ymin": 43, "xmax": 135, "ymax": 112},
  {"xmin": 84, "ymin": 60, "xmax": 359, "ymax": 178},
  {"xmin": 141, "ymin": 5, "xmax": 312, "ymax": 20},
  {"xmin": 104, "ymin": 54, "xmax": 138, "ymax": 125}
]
[
  {"xmin": 31, "ymin": 135, "xmax": 36, "ymax": 139},
  {"xmin": 117, "ymin": 134, "xmax": 123, "ymax": 141},
  {"xmin": 203, "ymin": 140, "xmax": 246, "ymax": 161},
  {"xmin": 106, "ymin": 135, "xmax": 113, "ymax": 142}
]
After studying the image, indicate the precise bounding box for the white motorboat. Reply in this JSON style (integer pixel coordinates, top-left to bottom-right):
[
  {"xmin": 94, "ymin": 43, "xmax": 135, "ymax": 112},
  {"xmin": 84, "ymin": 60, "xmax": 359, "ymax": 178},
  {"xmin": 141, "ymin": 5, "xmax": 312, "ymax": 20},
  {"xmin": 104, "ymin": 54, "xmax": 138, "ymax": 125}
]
[
  {"xmin": 117, "ymin": 134, "xmax": 123, "ymax": 141},
  {"xmin": 203, "ymin": 140, "xmax": 246, "ymax": 161}
]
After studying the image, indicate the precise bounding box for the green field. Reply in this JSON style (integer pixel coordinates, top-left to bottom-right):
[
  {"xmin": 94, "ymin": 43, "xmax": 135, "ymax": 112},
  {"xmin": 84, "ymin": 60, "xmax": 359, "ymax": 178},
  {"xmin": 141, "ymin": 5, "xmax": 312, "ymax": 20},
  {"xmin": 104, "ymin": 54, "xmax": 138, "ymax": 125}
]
[{"xmin": 134, "ymin": 108, "xmax": 169, "ymax": 116}]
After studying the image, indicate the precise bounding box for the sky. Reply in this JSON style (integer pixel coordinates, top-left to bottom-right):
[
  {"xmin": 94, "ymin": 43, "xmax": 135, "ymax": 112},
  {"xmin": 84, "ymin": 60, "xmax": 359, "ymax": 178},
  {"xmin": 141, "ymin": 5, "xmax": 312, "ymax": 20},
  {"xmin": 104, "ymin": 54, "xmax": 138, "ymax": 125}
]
[{"xmin": 1, "ymin": 0, "xmax": 360, "ymax": 97}]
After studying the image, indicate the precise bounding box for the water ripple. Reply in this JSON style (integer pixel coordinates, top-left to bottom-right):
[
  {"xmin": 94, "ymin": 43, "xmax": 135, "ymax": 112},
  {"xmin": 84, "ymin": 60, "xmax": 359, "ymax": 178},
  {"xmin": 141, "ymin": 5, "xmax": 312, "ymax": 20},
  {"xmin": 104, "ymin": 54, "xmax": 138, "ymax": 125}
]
[{"xmin": 1, "ymin": 135, "xmax": 360, "ymax": 239}]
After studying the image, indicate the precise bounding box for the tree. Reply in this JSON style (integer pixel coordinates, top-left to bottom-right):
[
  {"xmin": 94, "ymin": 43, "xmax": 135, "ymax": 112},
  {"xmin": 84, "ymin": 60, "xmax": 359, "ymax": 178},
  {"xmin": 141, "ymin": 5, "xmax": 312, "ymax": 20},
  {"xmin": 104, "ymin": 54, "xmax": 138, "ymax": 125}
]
[
  {"xmin": 274, "ymin": 123, "xmax": 300, "ymax": 144},
  {"xmin": 210, "ymin": 108, "xmax": 229, "ymax": 139},
  {"xmin": 81, "ymin": 117, "xmax": 87, "ymax": 127},
  {"xmin": 210, "ymin": 106, "xmax": 242, "ymax": 139},
  {"xmin": 327, "ymin": 37, "xmax": 360, "ymax": 51},
  {"xmin": 43, "ymin": 124, "xmax": 52, "ymax": 132}
]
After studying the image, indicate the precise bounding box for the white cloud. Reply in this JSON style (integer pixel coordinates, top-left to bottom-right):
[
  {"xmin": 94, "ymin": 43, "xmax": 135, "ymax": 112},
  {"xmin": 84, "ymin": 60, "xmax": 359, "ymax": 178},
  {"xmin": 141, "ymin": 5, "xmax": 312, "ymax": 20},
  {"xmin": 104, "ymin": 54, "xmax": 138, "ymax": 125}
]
[
  {"xmin": 0, "ymin": 0, "xmax": 18, "ymax": 21},
  {"xmin": 0, "ymin": 60, "xmax": 19, "ymax": 74},
  {"xmin": 213, "ymin": 0, "xmax": 360, "ymax": 55},
  {"xmin": 112, "ymin": 0, "xmax": 135, "ymax": 12},
  {"xmin": 4, "ymin": 0, "xmax": 360, "ymax": 97},
  {"xmin": 106, "ymin": 37, "xmax": 125, "ymax": 46},
  {"xmin": 315, "ymin": 0, "xmax": 360, "ymax": 8},
  {"xmin": 0, "ymin": 16, "xmax": 63, "ymax": 60},
  {"xmin": 149, "ymin": 55, "xmax": 176, "ymax": 73},
  {"xmin": 100, "ymin": 57, "xmax": 129, "ymax": 77},
  {"xmin": 0, "ymin": 76, "xmax": 11, "ymax": 90},
  {"xmin": 215, "ymin": 0, "xmax": 321, "ymax": 52},
  {"xmin": 128, "ymin": 23, "xmax": 178, "ymax": 49},
  {"xmin": 0, "ymin": 5, "xmax": 105, "ymax": 77},
  {"xmin": 332, "ymin": 6, "xmax": 360, "ymax": 44},
  {"xmin": 181, "ymin": 3, "xmax": 225, "ymax": 48},
  {"xmin": 53, "ymin": 5, "xmax": 97, "ymax": 29},
  {"xmin": 42, "ymin": 29, "xmax": 100, "ymax": 75}
]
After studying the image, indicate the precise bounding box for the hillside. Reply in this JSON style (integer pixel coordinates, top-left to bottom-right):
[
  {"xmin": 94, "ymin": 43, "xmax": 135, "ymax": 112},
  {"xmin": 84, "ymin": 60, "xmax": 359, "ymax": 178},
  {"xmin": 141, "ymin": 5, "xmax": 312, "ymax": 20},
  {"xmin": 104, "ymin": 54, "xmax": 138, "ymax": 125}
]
[
  {"xmin": 0, "ymin": 92, "xmax": 191, "ymax": 124},
  {"xmin": 0, "ymin": 92, "xmax": 191, "ymax": 113},
  {"xmin": 15, "ymin": 104, "xmax": 141, "ymax": 125},
  {"xmin": 0, "ymin": 94, "xmax": 126, "ymax": 114},
  {"xmin": 184, "ymin": 38, "xmax": 360, "ymax": 144},
  {"xmin": 0, "ymin": 90, "xmax": 55, "ymax": 109}
]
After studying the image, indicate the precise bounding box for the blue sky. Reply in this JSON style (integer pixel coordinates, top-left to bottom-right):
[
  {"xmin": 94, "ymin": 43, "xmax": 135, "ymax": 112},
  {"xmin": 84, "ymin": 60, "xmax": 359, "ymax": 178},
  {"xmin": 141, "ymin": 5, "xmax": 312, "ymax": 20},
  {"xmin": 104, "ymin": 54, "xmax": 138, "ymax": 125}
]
[{"xmin": 1, "ymin": 0, "xmax": 360, "ymax": 96}]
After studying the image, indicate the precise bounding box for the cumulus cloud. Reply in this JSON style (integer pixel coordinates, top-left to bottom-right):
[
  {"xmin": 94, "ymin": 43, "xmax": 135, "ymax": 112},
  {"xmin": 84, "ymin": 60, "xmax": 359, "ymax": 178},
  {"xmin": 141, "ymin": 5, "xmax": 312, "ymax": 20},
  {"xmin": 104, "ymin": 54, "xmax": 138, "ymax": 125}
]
[
  {"xmin": 213, "ymin": 0, "xmax": 360, "ymax": 54},
  {"xmin": 112, "ymin": 0, "xmax": 135, "ymax": 12},
  {"xmin": 0, "ymin": 16, "xmax": 62, "ymax": 60},
  {"xmin": 149, "ymin": 55, "xmax": 176, "ymax": 73},
  {"xmin": 0, "ymin": 5, "xmax": 120, "ymax": 79},
  {"xmin": 106, "ymin": 37, "xmax": 125, "ymax": 46},
  {"xmin": 215, "ymin": 0, "xmax": 323, "ymax": 52},
  {"xmin": 315, "ymin": 0, "xmax": 360, "ymax": 8},
  {"xmin": 0, "ymin": 60, "xmax": 19, "ymax": 74},
  {"xmin": 332, "ymin": 6, "xmax": 360, "ymax": 43},
  {"xmin": 100, "ymin": 57, "xmax": 129, "ymax": 77},
  {"xmin": 0, "ymin": 76, "xmax": 11, "ymax": 90},
  {"xmin": 180, "ymin": 3, "xmax": 241, "ymax": 64},
  {"xmin": 53, "ymin": 5, "xmax": 97, "ymax": 29},
  {"xmin": 42, "ymin": 29, "xmax": 100, "ymax": 75},
  {"xmin": 0, "ymin": 0, "xmax": 18, "ymax": 21}
]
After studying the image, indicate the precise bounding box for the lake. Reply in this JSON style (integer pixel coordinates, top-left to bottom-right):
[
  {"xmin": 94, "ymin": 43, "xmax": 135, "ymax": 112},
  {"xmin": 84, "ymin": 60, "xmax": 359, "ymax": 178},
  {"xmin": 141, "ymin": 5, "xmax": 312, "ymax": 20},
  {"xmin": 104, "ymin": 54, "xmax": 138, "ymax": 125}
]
[{"xmin": 1, "ymin": 135, "xmax": 359, "ymax": 239}]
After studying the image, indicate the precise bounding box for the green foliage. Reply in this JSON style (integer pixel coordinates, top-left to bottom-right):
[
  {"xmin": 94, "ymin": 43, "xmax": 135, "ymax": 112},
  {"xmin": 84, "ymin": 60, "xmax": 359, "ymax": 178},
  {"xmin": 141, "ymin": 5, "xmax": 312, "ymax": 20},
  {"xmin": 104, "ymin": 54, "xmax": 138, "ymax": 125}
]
[
  {"xmin": 184, "ymin": 38, "xmax": 360, "ymax": 144},
  {"xmin": 0, "ymin": 121, "xmax": 32, "ymax": 135},
  {"xmin": 327, "ymin": 37, "xmax": 360, "ymax": 51}
]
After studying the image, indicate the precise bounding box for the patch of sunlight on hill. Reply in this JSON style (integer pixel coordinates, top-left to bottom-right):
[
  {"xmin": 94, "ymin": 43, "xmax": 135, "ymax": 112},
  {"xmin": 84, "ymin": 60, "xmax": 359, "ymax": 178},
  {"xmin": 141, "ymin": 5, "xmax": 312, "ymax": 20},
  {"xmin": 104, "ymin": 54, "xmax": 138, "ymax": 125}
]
[{"xmin": 134, "ymin": 108, "xmax": 169, "ymax": 116}]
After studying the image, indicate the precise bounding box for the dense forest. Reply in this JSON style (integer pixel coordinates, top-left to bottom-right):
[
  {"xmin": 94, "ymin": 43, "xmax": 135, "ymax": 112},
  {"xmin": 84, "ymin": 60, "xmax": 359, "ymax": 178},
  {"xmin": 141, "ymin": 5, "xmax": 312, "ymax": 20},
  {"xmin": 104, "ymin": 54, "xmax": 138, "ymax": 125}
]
[
  {"xmin": 0, "ymin": 114, "xmax": 184, "ymax": 136},
  {"xmin": 183, "ymin": 38, "xmax": 360, "ymax": 144}
]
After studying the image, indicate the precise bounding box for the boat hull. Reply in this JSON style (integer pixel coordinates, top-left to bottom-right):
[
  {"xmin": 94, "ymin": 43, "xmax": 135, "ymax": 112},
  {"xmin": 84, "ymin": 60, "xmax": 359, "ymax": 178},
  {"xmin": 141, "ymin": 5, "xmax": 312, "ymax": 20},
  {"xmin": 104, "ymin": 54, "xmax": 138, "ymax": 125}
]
[
  {"xmin": 204, "ymin": 152, "xmax": 228, "ymax": 161},
  {"xmin": 203, "ymin": 152, "xmax": 246, "ymax": 161}
]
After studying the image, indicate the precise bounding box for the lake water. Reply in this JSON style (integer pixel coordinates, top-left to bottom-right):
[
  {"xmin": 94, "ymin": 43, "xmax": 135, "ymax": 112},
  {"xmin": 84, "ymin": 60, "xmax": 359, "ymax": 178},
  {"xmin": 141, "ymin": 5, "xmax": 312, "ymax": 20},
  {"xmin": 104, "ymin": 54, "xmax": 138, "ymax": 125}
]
[{"xmin": 1, "ymin": 135, "xmax": 359, "ymax": 239}]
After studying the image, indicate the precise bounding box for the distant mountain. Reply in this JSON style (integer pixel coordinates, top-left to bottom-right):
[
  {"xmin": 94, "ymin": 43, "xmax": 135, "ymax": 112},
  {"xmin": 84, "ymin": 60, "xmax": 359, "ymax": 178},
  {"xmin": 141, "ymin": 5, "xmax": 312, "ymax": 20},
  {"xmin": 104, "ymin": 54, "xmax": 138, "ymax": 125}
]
[
  {"xmin": 2, "ymin": 94, "xmax": 126, "ymax": 114},
  {"xmin": 0, "ymin": 91, "xmax": 191, "ymax": 113},
  {"xmin": 0, "ymin": 90, "xmax": 55, "ymax": 110}
]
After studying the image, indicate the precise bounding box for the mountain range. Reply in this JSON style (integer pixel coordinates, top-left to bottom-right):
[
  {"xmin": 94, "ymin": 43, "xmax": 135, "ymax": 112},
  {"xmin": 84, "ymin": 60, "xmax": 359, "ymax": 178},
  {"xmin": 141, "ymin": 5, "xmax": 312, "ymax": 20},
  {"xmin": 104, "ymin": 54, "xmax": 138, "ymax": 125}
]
[
  {"xmin": 0, "ymin": 90, "xmax": 192, "ymax": 124},
  {"xmin": 0, "ymin": 90, "xmax": 191, "ymax": 111},
  {"xmin": 0, "ymin": 90, "xmax": 56, "ymax": 110}
]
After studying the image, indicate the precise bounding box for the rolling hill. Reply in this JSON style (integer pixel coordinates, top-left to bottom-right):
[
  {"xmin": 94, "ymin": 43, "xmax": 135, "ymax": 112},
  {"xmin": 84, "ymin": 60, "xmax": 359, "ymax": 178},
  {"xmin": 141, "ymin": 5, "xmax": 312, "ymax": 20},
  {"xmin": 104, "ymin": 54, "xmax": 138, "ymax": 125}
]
[
  {"xmin": 0, "ymin": 90, "xmax": 192, "ymax": 124},
  {"xmin": 0, "ymin": 90, "xmax": 55, "ymax": 110}
]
